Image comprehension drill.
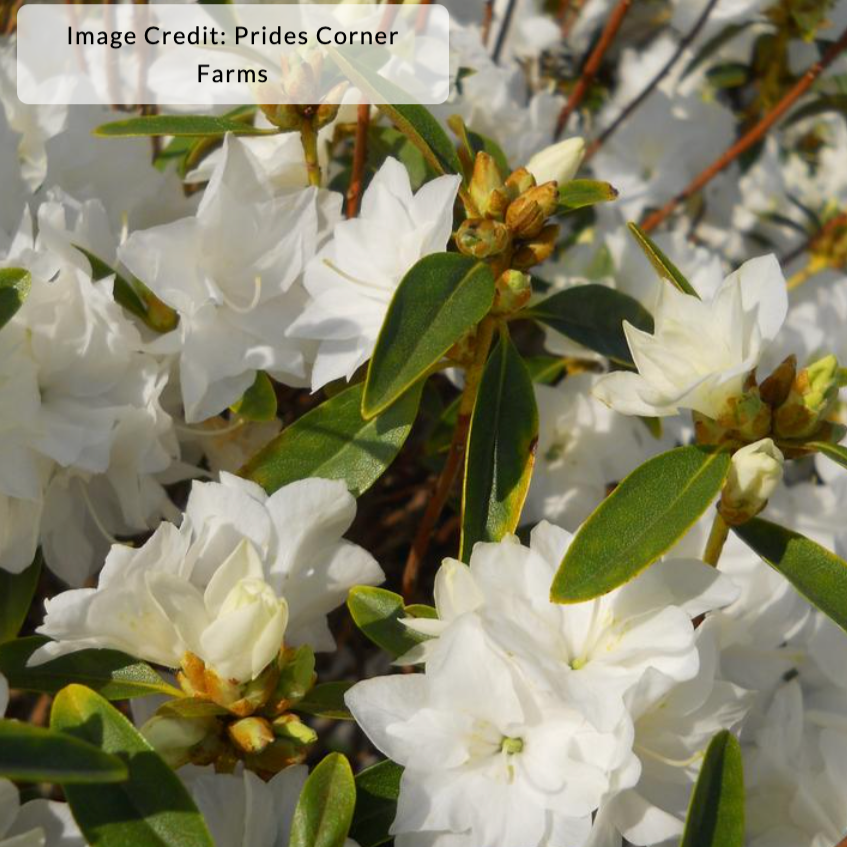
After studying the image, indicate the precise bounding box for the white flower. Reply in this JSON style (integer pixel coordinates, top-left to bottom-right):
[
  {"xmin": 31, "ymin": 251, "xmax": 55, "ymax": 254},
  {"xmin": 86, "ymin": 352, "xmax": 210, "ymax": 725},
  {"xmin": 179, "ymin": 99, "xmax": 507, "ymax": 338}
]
[
  {"xmin": 0, "ymin": 674, "xmax": 85, "ymax": 847},
  {"xmin": 526, "ymin": 138, "xmax": 585, "ymax": 186},
  {"xmin": 593, "ymin": 255, "xmax": 788, "ymax": 419},
  {"xmin": 721, "ymin": 438, "xmax": 784, "ymax": 522},
  {"xmin": 288, "ymin": 157, "xmax": 460, "ymax": 390},
  {"xmin": 401, "ymin": 522, "xmax": 738, "ymax": 730},
  {"xmin": 120, "ymin": 135, "xmax": 341, "ymax": 422},
  {"xmin": 32, "ymin": 474, "xmax": 384, "ymax": 682},
  {"xmin": 524, "ymin": 375, "xmax": 668, "ymax": 530},
  {"xmin": 347, "ymin": 616, "xmax": 634, "ymax": 847}
]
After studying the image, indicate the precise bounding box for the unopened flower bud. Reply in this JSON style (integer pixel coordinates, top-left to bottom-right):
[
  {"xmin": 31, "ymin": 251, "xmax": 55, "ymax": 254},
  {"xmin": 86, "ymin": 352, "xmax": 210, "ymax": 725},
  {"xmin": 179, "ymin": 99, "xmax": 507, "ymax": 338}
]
[
  {"xmin": 511, "ymin": 224, "xmax": 559, "ymax": 269},
  {"xmin": 526, "ymin": 137, "xmax": 585, "ymax": 186},
  {"xmin": 506, "ymin": 183, "xmax": 558, "ymax": 239},
  {"xmin": 141, "ymin": 715, "xmax": 216, "ymax": 769},
  {"xmin": 314, "ymin": 101, "xmax": 342, "ymax": 130},
  {"xmin": 492, "ymin": 270, "xmax": 532, "ymax": 315},
  {"xmin": 456, "ymin": 219, "xmax": 512, "ymax": 259},
  {"xmin": 272, "ymin": 645, "xmax": 316, "ymax": 712},
  {"xmin": 470, "ymin": 153, "xmax": 507, "ymax": 219},
  {"xmin": 504, "ymin": 167, "xmax": 536, "ymax": 200},
  {"xmin": 759, "ymin": 355, "xmax": 797, "ymax": 408},
  {"xmin": 719, "ymin": 438, "xmax": 784, "ymax": 525},
  {"xmin": 716, "ymin": 389, "xmax": 772, "ymax": 442},
  {"xmin": 227, "ymin": 716, "xmax": 275, "ymax": 755},
  {"xmin": 258, "ymin": 103, "xmax": 304, "ymax": 132},
  {"xmin": 774, "ymin": 354, "xmax": 840, "ymax": 439},
  {"xmin": 273, "ymin": 714, "xmax": 318, "ymax": 746}
]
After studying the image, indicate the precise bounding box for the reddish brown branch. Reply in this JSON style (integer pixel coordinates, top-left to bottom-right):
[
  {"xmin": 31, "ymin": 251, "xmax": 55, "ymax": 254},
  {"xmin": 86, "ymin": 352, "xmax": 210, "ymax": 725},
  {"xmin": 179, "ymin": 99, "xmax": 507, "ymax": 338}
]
[
  {"xmin": 554, "ymin": 0, "xmax": 633, "ymax": 139},
  {"xmin": 481, "ymin": 0, "xmax": 495, "ymax": 48},
  {"xmin": 346, "ymin": 103, "xmax": 371, "ymax": 219},
  {"xmin": 585, "ymin": 0, "xmax": 719, "ymax": 161},
  {"xmin": 641, "ymin": 26, "xmax": 847, "ymax": 233}
]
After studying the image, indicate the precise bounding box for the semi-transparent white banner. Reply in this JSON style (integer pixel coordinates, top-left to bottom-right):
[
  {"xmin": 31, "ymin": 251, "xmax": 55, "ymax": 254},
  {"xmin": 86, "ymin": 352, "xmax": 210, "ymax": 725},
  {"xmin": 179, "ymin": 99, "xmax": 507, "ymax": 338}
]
[{"xmin": 17, "ymin": 3, "xmax": 450, "ymax": 107}]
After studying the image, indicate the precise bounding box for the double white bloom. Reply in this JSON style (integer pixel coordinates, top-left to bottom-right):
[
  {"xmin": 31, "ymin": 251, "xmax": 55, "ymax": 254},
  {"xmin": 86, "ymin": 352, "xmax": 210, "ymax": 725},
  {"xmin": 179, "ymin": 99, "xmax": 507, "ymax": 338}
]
[
  {"xmin": 347, "ymin": 523, "xmax": 745, "ymax": 847},
  {"xmin": 33, "ymin": 474, "xmax": 383, "ymax": 683},
  {"xmin": 594, "ymin": 255, "xmax": 788, "ymax": 420}
]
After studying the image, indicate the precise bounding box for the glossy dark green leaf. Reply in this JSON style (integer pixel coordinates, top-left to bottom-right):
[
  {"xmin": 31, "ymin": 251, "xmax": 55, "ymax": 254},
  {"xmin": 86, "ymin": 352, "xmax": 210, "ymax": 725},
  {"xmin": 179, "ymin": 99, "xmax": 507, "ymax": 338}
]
[
  {"xmin": 0, "ymin": 719, "xmax": 128, "ymax": 784},
  {"xmin": 0, "ymin": 267, "xmax": 31, "ymax": 331},
  {"xmin": 350, "ymin": 760, "xmax": 404, "ymax": 847},
  {"xmin": 95, "ymin": 115, "xmax": 277, "ymax": 138},
  {"xmin": 75, "ymin": 246, "xmax": 149, "ymax": 323},
  {"xmin": 733, "ymin": 518, "xmax": 847, "ymax": 634},
  {"xmin": 0, "ymin": 636, "xmax": 182, "ymax": 700},
  {"xmin": 706, "ymin": 62, "xmax": 749, "ymax": 89},
  {"xmin": 523, "ymin": 355, "xmax": 568, "ymax": 385},
  {"xmin": 461, "ymin": 333, "xmax": 538, "ymax": 560},
  {"xmin": 230, "ymin": 371, "xmax": 277, "ymax": 422},
  {"xmin": 551, "ymin": 446, "xmax": 731, "ymax": 603},
  {"xmin": 347, "ymin": 587, "xmax": 430, "ymax": 660},
  {"xmin": 376, "ymin": 104, "xmax": 463, "ymax": 176},
  {"xmin": 293, "ymin": 682, "xmax": 354, "ymax": 721},
  {"xmin": 241, "ymin": 381, "xmax": 422, "ymax": 497},
  {"xmin": 810, "ymin": 441, "xmax": 847, "ymax": 473},
  {"xmin": 0, "ymin": 553, "xmax": 41, "ymax": 644},
  {"xmin": 557, "ymin": 180, "xmax": 618, "ymax": 212},
  {"xmin": 627, "ymin": 222, "xmax": 700, "ymax": 298},
  {"xmin": 51, "ymin": 685, "xmax": 214, "ymax": 847},
  {"xmin": 527, "ymin": 284, "xmax": 654, "ymax": 365},
  {"xmin": 289, "ymin": 753, "xmax": 356, "ymax": 847},
  {"xmin": 680, "ymin": 730, "xmax": 744, "ymax": 847},
  {"xmin": 362, "ymin": 254, "xmax": 495, "ymax": 418}
]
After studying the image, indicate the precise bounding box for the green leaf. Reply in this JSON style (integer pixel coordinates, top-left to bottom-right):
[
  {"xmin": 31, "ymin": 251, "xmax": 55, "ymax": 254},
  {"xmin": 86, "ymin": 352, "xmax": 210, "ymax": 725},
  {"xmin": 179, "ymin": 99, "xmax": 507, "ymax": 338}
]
[
  {"xmin": 551, "ymin": 446, "xmax": 732, "ymax": 603},
  {"xmin": 350, "ymin": 760, "xmax": 403, "ymax": 847},
  {"xmin": 557, "ymin": 180, "xmax": 619, "ymax": 212},
  {"xmin": 682, "ymin": 22, "xmax": 753, "ymax": 79},
  {"xmin": 0, "ymin": 553, "xmax": 41, "ymax": 644},
  {"xmin": 523, "ymin": 355, "xmax": 568, "ymax": 385},
  {"xmin": 240, "ymin": 380, "xmax": 422, "ymax": 498},
  {"xmin": 293, "ymin": 682, "xmax": 354, "ymax": 721},
  {"xmin": 230, "ymin": 371, "xmax": 278, "ymax": 422},
  {"xmin": 447, "ymin": 114, "xmax": 510, "ymax": 180},
  {"xmin": 680, "ymin": 730, "xmax": 744, "ymax": 847},
  {"xmin": 787, "ymin": 94, "xmax": 847, "ymax": 125},
  {"xmin": 527, "ymin": 284, "xmax": 654, "ymax": 365},
  {"xmin": 461, "ymin": 333, "xmax": 538, "ymax": 560},
  {"xmin": 627, "ymin": 222, "xmax": 700, "ymax": 298},
  {"xmin": 733, "ymin": 518, "xmax": 847, "ymax": 634},
  {"xmin": 0, "ymin": 636, "xmax": 182, "ymax": 700},
  {"xmin": 347, "ymin": 587, "xmax": 430, "ymax": 660},
  {"xmin": 0, "ymin": 267, "xmax": 31, "ymax": 331},
  {"xmin": 0, "ymin": 719, "xmax": 128, "ymax": 784},
  {"xmin": 809, "ymin": 441, "xmax": 847, "ymax": 472},
  {"xmin": 376, "ymin": 104, "xmax": 463, "ymax": 176},
  {"xmin": 51, "ymin": 685, "xmax": 214, "ymax": 847},
  {"xmin": 74, "ymin": 246, "xmax": 149, "ymax": 323},
  {"xmin": 363, "ymin": 254, "xmax": 495, "ymax": 418},
  {"xmin": 706, "ymin": 61, "xmax": 749, "ymax": 89},
  {"xmin": 155, "ymin": 699, "xmax": 228, "ymax": 720},
  {"xmin": 95, "ymin": 115, "xmax": 278, "ymax": 138},
  {"xmin": 289, "ymin": 753, "xmax": 356, "ymax": 847}
]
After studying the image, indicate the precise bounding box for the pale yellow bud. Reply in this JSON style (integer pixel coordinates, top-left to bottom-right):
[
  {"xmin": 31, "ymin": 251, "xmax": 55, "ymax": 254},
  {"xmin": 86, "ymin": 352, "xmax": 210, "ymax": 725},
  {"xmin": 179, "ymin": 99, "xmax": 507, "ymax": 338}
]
[
  {"xmin": 525, "ymin": 138, "xmax": 585, "ymax": 186},
  {"xmin": 719, "ymin": 438, "xmax": 784, "ymax": 525}
]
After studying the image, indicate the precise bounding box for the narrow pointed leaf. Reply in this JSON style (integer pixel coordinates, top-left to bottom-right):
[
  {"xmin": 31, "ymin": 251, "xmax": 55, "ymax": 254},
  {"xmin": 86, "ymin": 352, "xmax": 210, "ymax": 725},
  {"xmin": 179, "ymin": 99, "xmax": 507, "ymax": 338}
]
[
  {"xmin": 0, "ymin": 636, "xmax": 182, "ymax": 700},
  {"xmin": 551, "ymin": 446, "xmax": 731, "ymax": 603},
  {"xmin": 810, "ymin": 441, "xmax": 847, "ymax": 472},
  {"xmin": 0, "ymin": 268, "xmax": 31, "ymax": 330},
  {"xmin": 558, "ymin": 180, "xmax": 618, "ymax": 212},
  {"xmin": 733, "ymin": 518, "xmax": 847, "ymax": 633},
  {"xmin": 230, "ymin": 371, "xmax": 277, "ymax": 422},
  {"xmin": 289, "ymin": 753, "xmax": 356, "ymax": 847},
  {"xmin": 627, "ymin": 222, "xmax": 699, "ymax": 298},
  {"xmin": 241, "ymin": 380, "xmax": 422, "ymax": 497},
  {"xmin": 461, "ymin": 333, "xmax": 538, "ymax": 560},
  {"xmin": 362, "ymin": 254, "xmax": 495, "ymax": 418},
  {"xmin": 0, "ymin": 719, "xmax": 128, "ymax": 784},
  {"xmin": 350, "ymin": 760, "xmax": 404, "ymax": 847},
  {"xmin": 293, "ymin": 682, "xmax": 354, "ymax": 721},
  {"xmin": 95, "ymin": 115, "xmax": 277, "ymax": 138},
  {"xmin": 527, "ymin": 284, "xmax": 654, "ymax": 365},
  {"xmin": 347, "ymin": 587, "xmax": 430, "ymax": 659},
  {"xmin": 376, "ymin": 104, "xmax": 463, "ymax": 176},
  {"xmin": 75, "ymin": 246, "xmax": 149, "ymax": 322},
  {"xmin": 680, "ymin": 730, "xmax": 744, "ymax": 847},
  {"xmin": 0, "ymin": 553, "xmax": 41, "ymax": 644},
  {"xmin": 51, "ymin": 685, "xmax": 214, "ymax": 847}
]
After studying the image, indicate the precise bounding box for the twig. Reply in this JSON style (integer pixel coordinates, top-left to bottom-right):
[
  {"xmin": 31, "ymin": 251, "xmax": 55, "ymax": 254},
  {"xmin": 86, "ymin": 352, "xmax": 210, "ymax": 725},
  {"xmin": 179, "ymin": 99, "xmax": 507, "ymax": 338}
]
[
  {"xmin": 560, "ymin": 0, "xmax": 587, "ymax": 38},
  {"xmin": 554, "ymin": 0, "xmax": 633, "ymax": 139},
  {"xmin": 402, "ymin": 318, "xmax": 497, "ymax": 601},
  {"xmin": 491, "ymin": 0, "xmax": 519, "ymax": 64},
  {"xmin": 641, "ymin": 26, "xmax": 847, "ymax": 233},
  {"xmin": 346, "ymin": 103, "xmax": 371, "ymax": 218},
  {"xmin": 585, "ymin": 0, "xmax": 720, "ymax": 161},
  {"xmin": 481, "ymin": 0, "xmax": 495, "ymax": 48},
  {"xmin": 780, "ymin": 211, "xmax": 847, "ymax": 267}
]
